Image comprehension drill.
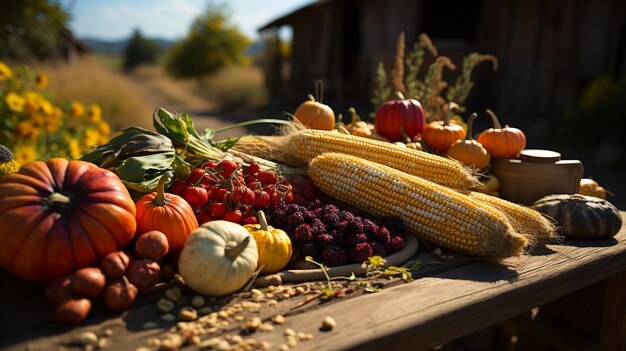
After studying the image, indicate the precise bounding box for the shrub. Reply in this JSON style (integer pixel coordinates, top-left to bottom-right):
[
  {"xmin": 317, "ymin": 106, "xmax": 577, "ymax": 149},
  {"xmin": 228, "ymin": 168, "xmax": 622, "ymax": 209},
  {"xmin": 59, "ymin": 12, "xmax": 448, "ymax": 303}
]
[{"xmin": 0, "ymin": 60, "xmax": 111, "ymax": 163}]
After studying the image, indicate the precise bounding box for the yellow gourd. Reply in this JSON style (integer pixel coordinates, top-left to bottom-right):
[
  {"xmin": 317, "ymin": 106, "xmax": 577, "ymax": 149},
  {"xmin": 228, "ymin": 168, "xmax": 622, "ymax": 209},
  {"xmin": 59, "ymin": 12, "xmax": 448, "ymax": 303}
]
[{"xmin": 244, "ymin": 211, "xmax": 292, "ymax": 274}]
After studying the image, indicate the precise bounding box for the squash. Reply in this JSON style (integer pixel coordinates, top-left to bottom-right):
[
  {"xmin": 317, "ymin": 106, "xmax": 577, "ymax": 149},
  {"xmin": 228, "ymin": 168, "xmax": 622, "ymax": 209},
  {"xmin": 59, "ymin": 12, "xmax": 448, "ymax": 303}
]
[
  {"xmin": 178, "ymin": 220, "xmax": 258, "ymax": 296},
  {"xmin": 0, "ymin": 158, "xmax": 137, "ymax": 283},
  {"xmin": 422, "ymin": 103, "xmax": 466, "ymax": 154},
  {"xmin": 446, "ymin": 113, "xmax": 490, "ymax": 169},
  {"xmin": 345, "ymin": 107, "xmax": 373, "ymax": 138},
  {"xmin": 135, "ymin": 172, "xmax": 198, "ymax": 255},
  {"xmin": 532, "ymin": 194, "xmax": 622, "ymax": 239},
  {"xmin": 476, "ymin": 109, "xmax": 526, "ymax": 159},
  {"xmin": 374, "ymin": 92, "xmax": 425, "ymax": 142},
  {"xmin": 244, "ymin": 211, "xmax": 292, "ymax": 273},
  {"xmin": 579, "ymin": 178, "xmax": 609, "ymax": 199},
  {"xmin": 293, "ymin": 81, "xmax": 335, "ymax": 130}
]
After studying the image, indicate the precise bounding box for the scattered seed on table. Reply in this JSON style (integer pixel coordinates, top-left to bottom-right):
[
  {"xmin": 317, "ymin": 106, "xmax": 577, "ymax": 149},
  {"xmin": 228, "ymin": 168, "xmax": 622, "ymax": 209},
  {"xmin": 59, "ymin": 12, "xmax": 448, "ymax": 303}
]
[
  {"xmin": 77, "ymin": 331, "xmax": 98, "ymax": 346},
  {"xmin": 161, "ymin": 313, "xmax": 176, "ymax": 322},
  {"xmin": 272, "ymin": 315, "xmax": 285, "ymax": 324},
  {"xmin": 157, "ymin": 298, "xmax": 175, "ymax": 313},
  {"xmin": 165, "ymin": 287, "xmax": 182, "ymax": 302},
  {"xmin": 96, "ymin": 337, "xmax": 107, "ymax": 349},
  {"xmin": 279, "ymin": 344, "xmax": 289, "ymax": 351},
  {"xmin": 103, "ymin": 328, "xmax": 113, "ymax": 337},
  {"xmin": 191, "ymin": 295, "xmax": 206, "ymax": 308},
  {"xmin": 320, "ymin": 316, "xmax": 337, "ymax": 331},
  {"xmin": 433, "ymin": 248, "xmax": 442, "ymax": 257},
  {"xmin": 179, "ymin": 306, "xmax": 198, "ymax": 321},
  {"xmin": 284, "ymin": 328, "xmax": 296, "ymax": 337}
]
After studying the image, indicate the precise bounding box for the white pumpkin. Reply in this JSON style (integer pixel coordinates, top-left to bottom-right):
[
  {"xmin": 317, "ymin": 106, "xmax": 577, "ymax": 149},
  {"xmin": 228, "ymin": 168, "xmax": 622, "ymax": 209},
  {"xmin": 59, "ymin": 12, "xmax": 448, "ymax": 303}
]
[{"xmin": 178, "ymin": 220, "xmax": 259, "ymax": 296}]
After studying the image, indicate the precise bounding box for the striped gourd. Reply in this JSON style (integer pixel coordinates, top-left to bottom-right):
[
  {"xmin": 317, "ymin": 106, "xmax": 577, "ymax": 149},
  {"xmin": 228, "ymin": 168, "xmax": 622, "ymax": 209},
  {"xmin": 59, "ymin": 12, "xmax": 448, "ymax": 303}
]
[
  {"xmin": 289, "ymin": 129, "xmax": 479, "ymax": 190},
  {"xmin": 309, "ymin": 152, "xmax": 528, "ymax": 259},
  {"xmin": 466, "ymin": 191, "xmax": 558, "ymax": 244}
]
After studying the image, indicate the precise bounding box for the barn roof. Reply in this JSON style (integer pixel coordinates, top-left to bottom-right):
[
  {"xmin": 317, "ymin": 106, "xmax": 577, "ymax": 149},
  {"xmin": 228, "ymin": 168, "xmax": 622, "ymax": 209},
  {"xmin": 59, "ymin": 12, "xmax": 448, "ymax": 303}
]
[{"xmin": 257, "ymin": 0, "xmax": 334, "ymax": 31}]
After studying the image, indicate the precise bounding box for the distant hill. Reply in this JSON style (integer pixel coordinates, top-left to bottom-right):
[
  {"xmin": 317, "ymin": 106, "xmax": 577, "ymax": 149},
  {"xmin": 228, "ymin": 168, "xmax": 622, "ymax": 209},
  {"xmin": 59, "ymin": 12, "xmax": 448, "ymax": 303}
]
[{"xmin": 81, "ymin": 37, "xmax": 177, "ymax": 54}]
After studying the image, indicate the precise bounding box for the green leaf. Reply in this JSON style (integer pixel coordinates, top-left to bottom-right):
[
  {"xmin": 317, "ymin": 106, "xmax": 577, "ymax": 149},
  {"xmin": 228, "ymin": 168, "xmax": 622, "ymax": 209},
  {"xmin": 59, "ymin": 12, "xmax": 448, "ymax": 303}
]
[
  {"xmin": 365, "ymin": 284, "xmax": 382, "ymax": 293},
  {"xmin": 213, "ymin": 136, "xmax": 241, "ymax": 151},
  {"xmin": 202, "ymin": 128, "xmax": 216, "ymax": 141}
]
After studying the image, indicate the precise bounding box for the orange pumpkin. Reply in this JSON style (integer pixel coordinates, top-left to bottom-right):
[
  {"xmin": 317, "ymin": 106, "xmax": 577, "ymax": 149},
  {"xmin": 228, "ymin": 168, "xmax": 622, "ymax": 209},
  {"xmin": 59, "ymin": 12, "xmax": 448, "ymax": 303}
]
[
  {"xmin": 0, "ymin": 158, "xmax": 137, "ymax": 283},
  {"xmin": 293, "ymin": 94, "xmax": 335, "ymax": 131},
  {"xmin": 422, "ymin": 103, "xmax": 466, "ymax": 154},
  {"xmin": 446, "ymin": 113, "xmax": 491, "ymax": 169},
  {"xmin": 135, "ymin": 172, "xmax": 198, "ymax": 254},
  {"xmin": 476, "ymin": 109, "xmax": 526, "ymax": 159}
]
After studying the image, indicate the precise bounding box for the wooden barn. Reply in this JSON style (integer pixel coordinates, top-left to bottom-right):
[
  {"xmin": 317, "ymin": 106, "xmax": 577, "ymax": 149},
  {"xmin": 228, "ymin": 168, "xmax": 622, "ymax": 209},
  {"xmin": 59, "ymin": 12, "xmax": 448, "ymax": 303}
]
[{"xmin": 258, "ymin": 0, "xmax": 626, "ymax": 119}]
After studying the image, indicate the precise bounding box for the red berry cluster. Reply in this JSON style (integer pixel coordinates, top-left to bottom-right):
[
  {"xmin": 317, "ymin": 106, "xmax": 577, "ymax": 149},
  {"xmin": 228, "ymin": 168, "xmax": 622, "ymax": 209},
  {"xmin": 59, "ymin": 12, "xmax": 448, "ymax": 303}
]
[{"xmin": 169, "ymin": 159, "xmax": 293, "ymax": 225}]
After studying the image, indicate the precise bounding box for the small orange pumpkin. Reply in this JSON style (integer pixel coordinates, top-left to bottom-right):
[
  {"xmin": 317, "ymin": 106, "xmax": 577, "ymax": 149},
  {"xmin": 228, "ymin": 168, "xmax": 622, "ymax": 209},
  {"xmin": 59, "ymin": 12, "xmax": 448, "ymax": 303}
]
[
  {"xmin": 446, "ymin": 113, "xmax": 491, "ymax": 169},
  {"xmin": 422, "ymin": 103, "xmax": 466, "ymax": 154},
  {"xmin": 135, "ymin": 172, "xmax": 198, "ymax": 254},
  {"xmin": 476, "ymin": 109, "xmax": 526, "ymax": 159},
  {"xmin": 293, "ymin": 81, "xmax": 335, "ymax": 130},
  {"xmin": 579, "ymin": 178, "xmax": 610, "ymax": 199}
]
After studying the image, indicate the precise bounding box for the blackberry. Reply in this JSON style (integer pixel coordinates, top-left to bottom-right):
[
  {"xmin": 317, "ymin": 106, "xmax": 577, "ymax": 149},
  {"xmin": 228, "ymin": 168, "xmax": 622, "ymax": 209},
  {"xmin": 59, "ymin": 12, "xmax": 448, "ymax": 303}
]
[
  {"xmin": 310, "ymin": 219, "xmax": 326, "ymax": 236},
  {"xmin": 347, "ymin": 219, "xmax": 364, "ymax": 235},
  {"xmin": 345, "ymin": 232, "xmax": 368, "ymax": 246},
  {"xmin": 389, "ymin": 235, "xmax": 406, "ymax": 253},
  {"xmin": 349, "ymin": 242, "xmax": 373, "ymax": 263},
  {"xmin": 321, "ymin": 245, "xmax": 348, "ymax": 267},
  {"xmin": 315, "ymin": 233, "xmax": 334, "ymax": 248},
  {"xmin": 294, "ymin": 224, "xmax": 313, "ymax": 242},
  {"xmin": 322, "ymin": 212, "xmax": 340, "ymax": 229},
  {"xmin": 362, "ymin": 219, "xmax": 379, "ymax": 237},
  {"xmin": 300, "ymin": 242, "xmax": 320, "ymax": 260},
  {"xmin": 287, "ymin": 212, "xmax": 305, "ymax": 227},
  {"xmin": 374, "ymin": 226, "xmax": 391, "ymax": 245}
]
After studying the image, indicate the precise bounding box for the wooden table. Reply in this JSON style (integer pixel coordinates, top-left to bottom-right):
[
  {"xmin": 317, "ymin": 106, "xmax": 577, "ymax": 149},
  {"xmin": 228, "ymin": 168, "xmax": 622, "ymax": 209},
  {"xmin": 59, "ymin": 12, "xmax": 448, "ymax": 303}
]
[{"xmin": 2, "ymin": 213, "xmax": 625, "ymax": 351}]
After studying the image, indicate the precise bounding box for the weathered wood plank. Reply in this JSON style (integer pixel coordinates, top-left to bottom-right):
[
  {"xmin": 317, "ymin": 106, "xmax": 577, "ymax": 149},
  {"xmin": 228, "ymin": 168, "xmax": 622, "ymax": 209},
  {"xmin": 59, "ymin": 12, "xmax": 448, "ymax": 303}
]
[{"xmin": 2, "ymin": 213, "xmax": 626, "ymax": 351}]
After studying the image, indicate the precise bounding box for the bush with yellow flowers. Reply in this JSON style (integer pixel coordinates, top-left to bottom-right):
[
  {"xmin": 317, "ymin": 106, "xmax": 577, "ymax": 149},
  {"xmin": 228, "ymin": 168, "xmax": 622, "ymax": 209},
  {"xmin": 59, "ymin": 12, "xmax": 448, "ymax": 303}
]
[{"xmin": 0, "ymin": 61, "xmax": 111, "ymax": 165}]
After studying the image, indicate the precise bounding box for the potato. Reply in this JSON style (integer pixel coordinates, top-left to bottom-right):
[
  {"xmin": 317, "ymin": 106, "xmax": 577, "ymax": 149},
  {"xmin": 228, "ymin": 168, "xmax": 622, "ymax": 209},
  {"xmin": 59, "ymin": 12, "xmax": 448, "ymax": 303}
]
[
  {"xmin": 54, "ymin": 298, "xmax": 92, "ymax": 325},
  {"xmin": 103, "ymin": 276, "xmax": 138, "ymax": 311},
  {"xmin": 100, "ymin": 251, "xmax": 130, "ymax": 279},
  {"xmin": 45, "ymin": 274, "xmax": 74, "ymax": 305},
  {"xmin": 71, "ymin": 267, "xmax": 106, "ymax": 298},
  {"xmin": 135, "ymin": 230, "xmax": 169, "ymax": 261},
  {"xmin": 126, "ymin": 259, "xmax": 162, "ymax": 292}
]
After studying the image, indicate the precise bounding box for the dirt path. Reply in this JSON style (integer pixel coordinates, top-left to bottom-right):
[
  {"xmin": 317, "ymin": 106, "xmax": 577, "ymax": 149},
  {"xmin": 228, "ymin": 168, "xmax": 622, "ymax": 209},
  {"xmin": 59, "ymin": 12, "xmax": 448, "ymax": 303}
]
[{"xmin": 127, "ymin": 67, "xmax": 248, "ymax": 139}]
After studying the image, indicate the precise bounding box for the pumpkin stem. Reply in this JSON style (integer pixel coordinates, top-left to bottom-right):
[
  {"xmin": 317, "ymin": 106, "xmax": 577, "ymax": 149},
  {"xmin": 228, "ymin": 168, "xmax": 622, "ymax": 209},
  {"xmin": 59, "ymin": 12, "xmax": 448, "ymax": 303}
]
[
  {"xmin": 306, "ymin": 94, "xmax": 316, "ymax": 102},
  {"xmin": 444, "ymin": 102, "xmax": 459, "ymax": 127},
  {"xmin": 47, "ymin": 192, "xmax": 71, "ymax": 211},
  {"xmin": 153, "ymin": 171, "xmax": 172, "ymax": 206},
  {"xmin": 465, "ymin": 113, "xmax": 478, "ymax": 141},
  {"xmin": 485, "ymin": 109, "xmax": 503, "ymax": 129},
  {"xmin": 314, "ymin": 79, "xmax": 324, "ymax": 104},
  {"xmin": 348, "ymin": 107, "xmax": 361, "ymax": 124},
  {"xmin": 256, "ymin": 211, "xmax": 269, "ymax": 231},
  {"xmin": 394, "ymin": 91, "xmax": 405, "ymax": 100},
  {"xmin": 225, "ymin": 236, "xmax": 251, "ymax": 260}
]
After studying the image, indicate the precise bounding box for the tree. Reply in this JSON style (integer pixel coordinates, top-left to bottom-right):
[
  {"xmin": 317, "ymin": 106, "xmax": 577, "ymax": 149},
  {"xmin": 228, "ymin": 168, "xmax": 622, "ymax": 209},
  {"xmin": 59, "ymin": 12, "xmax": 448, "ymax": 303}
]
[
  {"xmin": 0, "ymin": 0, "xmax": 70, "ymax": 60},
  {"xmin": 123, "ymin": 29, "xmax": 160, "ymax": 71},
  {"xmin": 165, "ymin": 2, "xmax": 250, "ymax": 78}
]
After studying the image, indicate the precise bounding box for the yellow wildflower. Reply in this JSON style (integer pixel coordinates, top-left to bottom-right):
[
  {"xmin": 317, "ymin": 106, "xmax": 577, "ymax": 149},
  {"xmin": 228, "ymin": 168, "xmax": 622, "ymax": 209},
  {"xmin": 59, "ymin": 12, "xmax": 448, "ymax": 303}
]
[
  {"xmin": 6, "ymin": 92, "xmax": 26, "ymax": 112},
  {"xmin": 24, "ymin": 91, "xmax": 41, "ymax": 114},
  {"xmin": 0, "ymin": 159, "xmax": 21, "ymax": 176},
  {"xmin": 17, "ymin": 120, "xmax": 34, "ymax": 136},
  {"xmin": 82, "ymin": 128, "xmax": 101, "ymax": 147},
  {"xmin": 13, "ymin": 144, "xmax": 38, "ymax": 164},
  {"xmin": 88, "ymin": 104, "xmax": 102, "ymax": 123},
  {"xmin": 98, "ymin": 120, "xmax": 111, "ymax": 136},
  {"xmin": 39, "ymin": 99, "xmax": 54, "ymax": 116},
  {"xmin": 51, "ymin": 106, "xmax": 63, "ymax": 120},
  {"xmin": 35, "ymin": 72, "xmax": 49, "ymax": 89},
  {"xmin": 69, "ymin": 138, "xmax": 82, "ymax": 159},
  {"xmin": 0, "ymin": 61, "xmax": 12, "ymax": 80},
  {"xmin": 70, "ymin": 101, "xmax": 84, "ymax": 118}
]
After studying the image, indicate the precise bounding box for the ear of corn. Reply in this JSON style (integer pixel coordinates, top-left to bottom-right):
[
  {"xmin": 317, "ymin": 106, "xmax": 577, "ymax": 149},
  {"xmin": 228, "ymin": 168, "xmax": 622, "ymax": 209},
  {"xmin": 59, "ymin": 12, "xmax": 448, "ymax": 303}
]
[
  {"xmin": 289, "ymin": 129, "xmax": 479, "ymax": 190},
  {"xmin": 465, "ymin": 191, "xmax": 558, "ymax": 244},
  {"xmin": 309, "ymin": 152, "xmax": 528, "ymax": 259}
]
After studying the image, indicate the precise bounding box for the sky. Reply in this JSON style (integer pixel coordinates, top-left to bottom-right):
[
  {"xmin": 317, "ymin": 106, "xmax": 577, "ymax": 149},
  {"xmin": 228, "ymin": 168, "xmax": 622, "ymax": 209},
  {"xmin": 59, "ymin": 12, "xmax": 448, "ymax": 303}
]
[{"xmin": 63, "ymin": 0, "xmax": 314, "ymax": 41}]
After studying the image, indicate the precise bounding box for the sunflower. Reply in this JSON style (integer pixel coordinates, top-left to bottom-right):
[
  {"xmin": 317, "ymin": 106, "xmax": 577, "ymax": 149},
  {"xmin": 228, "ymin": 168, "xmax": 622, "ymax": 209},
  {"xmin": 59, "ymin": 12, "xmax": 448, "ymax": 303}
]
[
  {"xmin": 0, "ymin": 61, "xmax": 12, "ymax": 80},
  {"xmin": 87, "ymin": 104, "xmax": 102, "ymax": 123},
  {"xmin": 5, "ymin": 92, "xmax": 26, "ymax": 112},
  {"xmin": 39, "ymin": 99, "xmax": 54, "ymax": 115},
  {"xmin": 81, "ymin": 127, "xmax": 101, "ymax": 147},
  {"xmin": 13, "ymin": 144, "xmax": 38, "ymax": 164},
  {"xmin": 35, "ymin": 72, "xmax": 49, "ymax": 89},
  {"xmin": 70, "ymin": 101, "xmax": 85, "ymax": 118},
  {"xmin": 68, "ymin": 138, "xmax": 82, "ymax": 160}
]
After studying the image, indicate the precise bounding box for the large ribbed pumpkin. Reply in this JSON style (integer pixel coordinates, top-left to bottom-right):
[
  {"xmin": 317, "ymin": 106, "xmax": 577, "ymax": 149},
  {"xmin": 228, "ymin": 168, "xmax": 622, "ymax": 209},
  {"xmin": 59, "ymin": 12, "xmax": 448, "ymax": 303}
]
[{"xmin": 0, "ymin": 158, "xmax": 137, "ymax": 283}]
